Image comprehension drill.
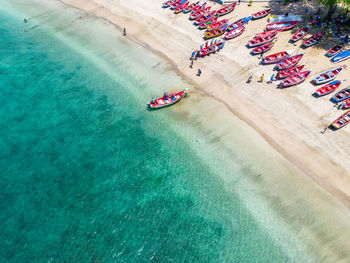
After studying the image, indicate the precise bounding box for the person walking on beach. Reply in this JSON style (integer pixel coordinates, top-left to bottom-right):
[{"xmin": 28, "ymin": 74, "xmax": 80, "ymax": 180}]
[
  {"xmin": 197, "ymin": 68, "xmax": 202, "ymax": 76},
  {"xmin": 123, "ymin": 28, "xmax": 126, "ymax": 36},
  {"xmin": 260, "ymin": 74, "xmax": 264, "ymax": 82},
  {"xmin": 190, "ymin": 60, "xmax": 194, "ymax": 68},
  {"xmin": 269, "ymin": 74, "xmax": 275, "ymax": 83}
]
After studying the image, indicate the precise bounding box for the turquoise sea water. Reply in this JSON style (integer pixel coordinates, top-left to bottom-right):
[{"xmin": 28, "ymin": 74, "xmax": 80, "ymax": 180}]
[{"xmin": 0, "ymin": 1, "xmax": 322, "ymax": 262}]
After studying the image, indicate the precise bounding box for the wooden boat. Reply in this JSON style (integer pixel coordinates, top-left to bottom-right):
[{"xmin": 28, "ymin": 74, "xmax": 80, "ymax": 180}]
[
  {"xmin": 207, "ymin": 19, "xmax": 228, "ymax": 31},
  {"xmin": 252, "ymin": 8, "xmax": 272, "ymax": 20},
  {"xmin": 331, "ymin": 50, "xmax": 350, "ymax": 63},
  {"xmin": 224, "ymin": 26, "xmax": 245, "ymax": 40},
  {"xmin": 204, "ymin": 27, "xmax": 226, "ymax": 39},
  {"xmin": 163, "ymin": 0, "xmax": 180, "ymax": 8},
  {"xmin": 216, "ymin": 2, "xmax": 237, "ymax": 17},
  {"xmin": 226, "ymin": 16, "xmax": 251, "ymax": 31},
  {"xmin": 262, "ymin": 50, "xmax": 293, "ymax": 64},
  {"xmin": 183, "ymin": 1, "xmax": 199, "ymax": 13},
  {"xmin": 191, "ymin": 1, "xmax": 206, "ymax": 13},
  {"xmin": 277, "ymin": 54, "xmax": 303, "ymax": 70},
  {"xmin": 247, "ymin": 33, "xmax": 276, "ymax": 48},
  {"xmin": 290, "ymin": 27, "xmax": 308, "ymax": 42},
  {"xmin": 190, "ymin": 6, "xmax": 211, "ymax": 20},
  {"xmin": 255, "ymin": 29, "xmax": 279, "ymax": 39},
  {"xmin": 251, "ymin": 42, "xmax": 273, "ymax": 55},
  {"xmin": 170, "ymin": 0, "xmax": 186, "ymax": 10},
  {"xmin": 302, "ymin": 32, "xmax": 324, "ymax": 48},
  {"xmin": 331, "ymin": 87, "xmax": 350, "ymax": 103},
  {"xmin": 148, "ymin": 89, "xmax": 188, "ymax": 109},
  {"xmin": 197, "ymin": 39, "xmax": 225, "ymax": 57},
  {"xmin": 198, "ymin": 16, "xmax": 218, "ymax": 29},
  {"xmin": 325, "ymin": 45, "xmax": 342, "ymax": 57},
  {"xmin": 339, "ymin": 98, "xmax": 350, "ymax": 110},
  {"xmin": 314, "ymin": 80, "xmax": 343, "ymax": 96},
  {"xmin": 266, "ymin": 20, "xmax": 298, "ymax": 31},
  {"xmin": 280, "ymin": 70, "xmax": 311, "ymax": 88},
  {"xmin": 194, "ymin": 11, "xmax": 216, "ymax": 25},
  {"xmin": 331, "ymin": 110, "xmax": 350, "ymax": 129},
  {"xmin": 313, "ymin": 65, "xmax": 346, "ymax": 85},
  {"xmin": 174, "ymin": 1, "xmax": 189, "ymax": 13},
  {"xmin": 276, "ymin": 64, "xmax": 304, "ymax": 79}
]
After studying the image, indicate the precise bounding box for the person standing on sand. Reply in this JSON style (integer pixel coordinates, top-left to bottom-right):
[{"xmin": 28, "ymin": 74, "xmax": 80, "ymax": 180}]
[
  {"xmin": 197, "ymin": 68, "xmax": 202, "ymax": 76},
  {"xmin": 270, "ymin": 74, "xmax": 275, "ymax": 83},
  {"xmin": 260, "ymin": 74, "xmax": 264, "ymax": 82},
  {"xmin": 190, "ymin": 60, "xmax": 193, "ymax": 68},
  {"xmin": 123, "ymin": 28, "xmax": 126, "ymax": 36}
]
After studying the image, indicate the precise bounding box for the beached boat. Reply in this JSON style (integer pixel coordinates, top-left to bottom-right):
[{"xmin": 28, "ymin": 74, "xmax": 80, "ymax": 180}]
[
  {"xmin": 331, "ymin": 50, "xmax": 350, "ymax": 63},
  {"xmin": 174, "ymin": 1, "xmax": 189, "ymax": 13},
  {"xmin": 331, "ymin": 110, "xmax": 350, "ymax": 129},
  {"xmin": 252, "ymin": 9, "xmax": 272, "ymax": 20},
  {"xmin": 183, "ymin": 1, "xmax": 199, "ymax": 13},
  {"xmin": 251, "ymin": 42, "xmax": 273, "ymax": 55},
  {"xmin": 247, "ymin": 33, "xmax": 276, "ymax": 48},
  {"xmin": 325, "ymin": 45, "xmax": 343, "ymax": 57},
  {"xmin": 148, "ymin": 89, "xmax": 188, "ymax": 109},
  {"xmin": 197, "ymin": 39, "xmax": 225, "ymax": 56},
  {"xmin": 314, "ymin": 80, "xmax": 343, "ymax": 96},
  {"xmin": 190, "ymin": 1, "xmax": 206, "ymax": 13},
  {"xmin": 339, "ymin": 98, "xmax": 350, "ymax": 109},
  {"xmin": 224, "ymin": 26, "xmax": 245, "ymax": 40},
  {"xmin": 277, "ymin": 54, "xmax": 303, "ymax": 70},
  {"xmin": 276, "ymin": 64, "xmax": 304, "ymax": 79},
  {"xmin": 280, "ymin": 70, "xmax": 311, "ymax": 88},
  {"xmin": 190, "ymin": 6, "xmax": 211, "ymax": 20},
  {"xmin": 226, "ymin": 16, "xmax": 251, "ymax": 31},
  {"xmin": 163, "ymin": 0, "xmax": 180, "ymax": 8},
  {"xmin": 216, "ymin": 2, "xmax": 237, "ymax": 17},
  {"xmin": 331, "ymin": 87, "xmax": 350, "ymax": 103},
  {"xmin": 302, "ymin": 32, "xmax": 324, "ymax": 48},
  {"xmin": 198, "ymin": 16, "xmax": 218, "ymax": 29},
  {"xmin": 262, "ymin": 50, "xmax": 293, "ymax": 64},
  {"xmin": 194, "ymin": 11, "xmax": 216, "ymax": 25},
  {"xmin": 266, "ymin": 20, "xmax": 299, "ymax": 31},
  {"xmin": 207, "ymin": 19, "xmax": 228, "ymax": 31},
  {"xmin": 170, "ymin": 0, "xmax": 186, "ymax": 10},
  {"xmin": 255, "ymin": 29, "xmax": 279, "ymax": 39},
  {"xmin": 290, "ymin": 27, "xmax": 308, "ymax": 42},
  {"xmin": 313, "ymin": 65, "xmax": 346, "ymax": 85},
  {"xmin": 204, "ymin": 27, "xmax": 226, "ymax": 39}
]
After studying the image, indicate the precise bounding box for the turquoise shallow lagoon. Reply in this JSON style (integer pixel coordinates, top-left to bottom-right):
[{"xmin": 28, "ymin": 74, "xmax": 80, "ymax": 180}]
[{"xmin": 1, "ymin": 0, "xmax": 345, "ymax": 262}]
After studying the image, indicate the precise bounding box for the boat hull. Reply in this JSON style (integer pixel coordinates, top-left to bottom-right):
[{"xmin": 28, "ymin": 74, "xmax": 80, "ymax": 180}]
[{"xmin": 331, "ymin": 50, "xmax": 350, "ymax": 63}]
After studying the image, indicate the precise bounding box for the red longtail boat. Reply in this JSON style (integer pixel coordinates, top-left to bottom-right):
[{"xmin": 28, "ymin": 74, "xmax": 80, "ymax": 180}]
[
  {"xmin": 266, "ymin": 21, "xmax": 299, "ymax": 31},
  {"xmin": 224, "ymin": 26, "xmax": 245, "ymax": 40},
  {"xmin": 277, "ymin": 54, "xmax": 303, "ymax": 70},
  {"xmin": 255, "ymin": 29, "xmax": 279, "ymax": 39},
  {"xmin": 198, "ymin": 16, "xmax": 218, "ymax": 29},
  {"xmin": 247, "ymin": 33, "xmax": 277, "ymax": 48},
  {"xmin": 174, "ymin": 1, "xmax": 189, "ymax": 13},
  {"xmin": 325, "ymin": 45, "xmax": 343, "ymax": 57},
  {"xmin": 252, "ymin": 8, "xmax": 272, "ymax": 20},
  {"xmin": 148, "ymin": 89, "xmax": 188, "ymax": 109},
  {"xmin": 190, "ymin": 6, "xmax": 211, "ymax": 20},
  {"xmin": 216, "ymin": 2, "xmax": 237, "ymax": 17},
  {"xmin": 290, "ymin": 27, "xmax": 308, "ymax": 42},
  {"xmin": 314, "ymin": 80, "xmax": 343, "ymax": 96},
  {"xmin": 251, "ymin": 42, "xmax": 274, "ymax": 55},
  {"xmin": 190, "ymin": 1, "xmax": 206, "ymax": 13},
  {"xmin": 262, "ymin": 50, "xmax": 293, "ymax": 64},
  {"xmin": 276, "ymin": 64, "xmax": 305, "ymax": 79},
  {"xmin": 331, "ymin": 110, "xmax": 350, "ymax": 129},
  {"xmin": 183, "ymin": 1, "xmax": 199, "ymax": 13},
  {"xmin": 194, "ymin": 11, "xmax": 216, "ymax": 25},
  {"xmin": 207, "ymin": 19, "xmax": 228, "ymax": 31},
  {"xmin": 302, "ymin": 32, "xmax": 324, "ymax": 48},
  {"xmin": 280, "ymin": 70, "xmax": 311, "ymax": 88}
]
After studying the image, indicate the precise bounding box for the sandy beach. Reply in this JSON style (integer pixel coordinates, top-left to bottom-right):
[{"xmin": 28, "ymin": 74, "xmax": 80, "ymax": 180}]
[{"xmin": 51, "ymin": 0, "xmax": 350, "ymax": 259}]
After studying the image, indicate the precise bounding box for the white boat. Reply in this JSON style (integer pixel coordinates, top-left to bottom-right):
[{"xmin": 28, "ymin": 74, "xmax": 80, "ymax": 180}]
[{"xmin": 268, "ymin": 14, "xmax": 302, "ymax": 23}]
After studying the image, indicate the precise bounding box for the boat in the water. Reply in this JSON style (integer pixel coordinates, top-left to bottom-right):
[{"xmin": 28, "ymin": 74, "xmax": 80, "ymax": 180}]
[
  {"xmin": 148, "ymin": 89, "xmax": 188, "ymax": 109},
  {"xmin": 290, "ymin": 27, "xmax": 308, "ymax": 42},
  {"xmin": 314, "ymin": 80, "xmax": 343, "ymax": 96},
  {"xmin": 331, "ymin": 49, "xmax": 350, "ymax": 63},
  {"xmin": 207, "ymin": 18, "xmax": 228, "ymax": 31},
  {"xmin": 224, "ymin": 26, "xmax": 245, "ymax": 40},
  {"xmin": 190, "ymin": 6, "xmax": 211, "ymax": 20},
  {"xmin": 331, "ymin": 87, "xmax": 350, "ymax": 103},
  {"xmin": 313, "ymin": 65, "xmax": 346, "ymax": 85},
  {"xmin": 302, "ymin": 32, "xmax": 324, "ymax": 48},
  {"xmin": 216, "ymin": 2, "xmax": 237, "ymax": 17},
  {"xmin": 325, "ymin": 45, "xmax": 343, "ymax": 57},
  {"xmin": 204, "ymin": 27, "xmax": 226, "ymax": 39},
  {"xmin": 280, "ymin": 70, "xmax": 311, "ymax": 88},
  {"xmin": 276, "ymin": 64, "xmax": 304, "ymax": 79},
  {"xmin": 331, "ymin": 110, "xmax": 350, "ymax": 129},
  {"xmin": 247, "ymin": 33, "xmax": 277, "ymax": 48},
  {"xmin": 226, "ymin": 16, "xmax": 251, "ymax": 31},
  {"xmin": 174, "ymin": 1, "xmax": 189, "ymax": 13},
  {"xmin": 198, "ymin": 16, "xmax": 218, "ymax": 29},
  {"xmin": 277, "ymin": 54, "xmax": 303, "ymax": 70},
  {"xmin": 255, "ymin": 29, "xmax": 279, "ymax": 39},
  {"xmin": 251, "ymin": 42, "xmax": 273, "ymax": 55},
  {"xmin": 339, "ymin": 98, "xmax": 350, "ymax": 109},
  {"xmin": 251, "ymin": 8, "xmax": 272, "ymax": 20},
  {"xmin": 266, "ymin": 20, "xmax": 298, "ymax": 31},
  {"xmin": 183, "ymin": 1, "xmax": 199, "ymax": 13},
  {"xmin": 262, "ymin": 50, "xmax": 293, "ymax": 64}
]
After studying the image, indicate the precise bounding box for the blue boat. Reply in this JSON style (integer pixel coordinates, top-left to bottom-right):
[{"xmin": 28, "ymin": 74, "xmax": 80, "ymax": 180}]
[
  {"xmin": 331, "ymin": 87, "xmax": 350, "ymax": 103},
  {"xmin": 331, "ymin": 49, "xmax": 350, "ymax": 63}
]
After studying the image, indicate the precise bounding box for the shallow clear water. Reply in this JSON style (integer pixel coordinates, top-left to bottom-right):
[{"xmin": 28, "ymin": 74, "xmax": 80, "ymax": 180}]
[{"xmin": 0, "ymin": 1, "xmax": 319, "ymax": 262}]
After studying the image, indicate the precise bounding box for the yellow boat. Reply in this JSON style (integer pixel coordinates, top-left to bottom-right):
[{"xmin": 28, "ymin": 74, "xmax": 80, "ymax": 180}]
[{"xmin": 204, "ymin": 29, "xmax": 225, "ymax": 39}]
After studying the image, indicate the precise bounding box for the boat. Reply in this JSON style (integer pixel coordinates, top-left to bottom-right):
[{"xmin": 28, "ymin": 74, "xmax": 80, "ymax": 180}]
[
  {"xmin": 331, "ymin": 49, "xmax": 350, "ymax": 63},
  {"xmin": 224, "ymin": 26, "xmax": 245, "ymax": 40},
  {"xmin": 325, "ymin": 45, "xmax": 343, "ymax": 57},
  {"xmin": 331, "ymin": 110, "xmax": 350, "ymax": 129},
  {"xmin": 247, "ymin": 33, "xmax": 276, "ymax": 48},
  {"xmin": 194, "ymin": 11, "xmax": 216, "ymax": 25},
  {"xmin": 314, "ymin": 80, "xmax": 343, "ymax": 96},
  {"xmin": 170, "ymin": 0, "xmax": 186, "ymax": 10},
  {"xmin": 339, "ymin": 98, "xmax": 350, "ymax": 109},
  {"xmin": 148, "ymin": 89, "xmax": 188, "ymax": 109},
  {"xmin": 251, "ymin": 42, "xmax": 274, "ymax": 55},
  {"xmin": 266, "ymin": 20, "xmax": 299, "ymax": 31},
  {"xmin": 197, "ymin": 39, "xmax": 225, "ymax": 57},
  {"xmin": 255, "ymin": 29, "xmax": 279, "ymax": 39},
  {"xmin": 262, "ymin": 50, "xmax": 293, "ymax": 64},
  {"xmin": 331, "ymin": 87, "xmax": 350, "ymax": 103},
  {"xmin": 313, "ymin": 65, "xmax": 346, "ymax": 85},
  {"xmin": 191, "ymin": 1, "xmax": 206, "ymax": 13},
  {"xmin": 174, "ymin": 1, "xmax": 189, "ymax": 13},
  {"xmin": 183, "ymin": 1, "xmax": 199, "ymax": 13},
  {"xmin": 163, "ymin": 0, "xmax": 180, "ymax": 8},
  {"xmin": 280, "ymin": 70, "xmax": 311, "ymax": 88},
  {"xmin": 277, "ymin": 54, "xmax": 303, "ymax": 70},
  {"xmin": 207, "ymin": 19, "xmax": 228, "ymax": 31},
  {"xmin": 290, "ymin": 27, "xmax": 308, "ymax": 42},
  {"xmin": 226, "ymin": 16, "xmax": 251, "ymax": 31},
  {"xmin": 216, "ymin": 2, "xmax": 237, "ymax": 17},
  {"xmin": 190, "ymin": 6, "xmax": 211, "ymax": 20},
  {"xmin": 251, "ymin": 8, "xmax": 272, "ymax": 20},
  {"xmin": 204, "ymin": 27, "xmax": 226, "ymax": 39},
  {"xmin": 302, "ymin": 32, "xmax": 324, "ymax": 48},
  {"xmin": 268, "ymin": 14, "xmax": 302, "ymax": 23},
  {"xmin": 198, "ymin": 16, "xmax": 218, "ymax": 29},
  {"xmin": 276, "ymin": 64, "xmax": 305, "ymax": 79}
]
